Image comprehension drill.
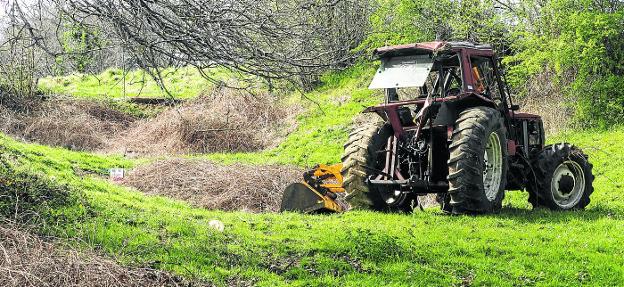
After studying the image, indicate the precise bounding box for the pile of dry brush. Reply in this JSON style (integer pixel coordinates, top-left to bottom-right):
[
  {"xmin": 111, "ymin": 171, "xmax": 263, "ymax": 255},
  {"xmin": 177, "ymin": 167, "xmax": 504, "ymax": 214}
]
[
  {"xmin": 105, "ymin": 87, "xmax": 297, "ymax": 156},
  {"xmin": 0, "ymin": 223, "xmax": 198, "ymax": 287},
  {"xmin": 122, "ymin": 158, "xmax": 303, "ymax": 213},
  {"xmin": 517, "ymin": 71, "xmax": 575, "ymax": 134},
  {"xmin": 0, "ymin": 86, "xmax": 298, "ymax": 155},
  {"xmin": 0, "ymin": 95, "xmax": 134, "ymax": 150}
]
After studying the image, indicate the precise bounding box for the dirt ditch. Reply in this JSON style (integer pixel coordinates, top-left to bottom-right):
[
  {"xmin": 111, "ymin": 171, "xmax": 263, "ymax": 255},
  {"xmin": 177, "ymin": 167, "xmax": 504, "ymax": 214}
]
[{"xmin": 121, "ymin": 158, "xmax": 304, "ymax": 213}]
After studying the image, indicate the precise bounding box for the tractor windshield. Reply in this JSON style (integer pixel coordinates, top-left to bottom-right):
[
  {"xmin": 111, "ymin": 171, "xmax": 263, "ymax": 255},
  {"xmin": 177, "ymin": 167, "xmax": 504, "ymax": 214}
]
[
  {"xmin": 368, "ymin": 55, "xmax": 433, "ymax": 89},
  {"xmin": 369, "ymin": 53, "xmax": 463, "ymax": 101}
]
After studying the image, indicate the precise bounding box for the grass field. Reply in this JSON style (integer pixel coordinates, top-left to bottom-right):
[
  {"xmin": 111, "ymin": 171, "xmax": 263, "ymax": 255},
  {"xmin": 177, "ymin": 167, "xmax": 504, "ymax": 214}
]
[
  {"xmin": 38, "ymin": 67, "xmax": 232, "ymax": 99},
  {"xmin": 5, "ymin": 63, "xmax": 624, "ymax": 286},
  {"xmin": 1, "ymin": 125, "xmax": 623, "ymax": 286}
]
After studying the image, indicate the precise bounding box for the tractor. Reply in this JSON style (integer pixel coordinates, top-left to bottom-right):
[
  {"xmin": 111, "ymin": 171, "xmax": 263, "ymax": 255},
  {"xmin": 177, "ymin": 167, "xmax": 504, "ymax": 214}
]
[{"xmin": 281, "ymin": 41, "xmax": 594, "ymax": 214}]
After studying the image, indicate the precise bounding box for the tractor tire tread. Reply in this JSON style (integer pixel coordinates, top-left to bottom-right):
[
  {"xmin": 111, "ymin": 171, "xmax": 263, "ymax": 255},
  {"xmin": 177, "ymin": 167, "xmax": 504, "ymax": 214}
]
[
  {"xmin": 527, "ymin": 143, "xmax": 594, "ymax": 210},
  {"xmin": 447, "ymin": 106, "xmax": 508, "ymax": 214}
]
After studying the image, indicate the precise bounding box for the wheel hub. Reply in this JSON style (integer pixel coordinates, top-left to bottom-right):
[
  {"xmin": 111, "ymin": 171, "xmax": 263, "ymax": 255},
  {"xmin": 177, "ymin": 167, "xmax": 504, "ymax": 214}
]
[
  {"xmin": 557, "ymin": 174, "xmax": 575, "ymax": 195},
  {"xmin": 378, "ymin": 188, "xmax": 411, "ymax": 208}
]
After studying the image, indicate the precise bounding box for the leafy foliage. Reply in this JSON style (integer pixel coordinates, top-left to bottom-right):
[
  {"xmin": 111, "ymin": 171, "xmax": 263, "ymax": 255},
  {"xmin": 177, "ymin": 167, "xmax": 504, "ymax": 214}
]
[
  {"xmin": 58, "ymin": 19, "xmax": 103, "ymax": 73},
  {"xmin": 502, "ymin": 0, "xmax": 624, "ymax": 128},
  {"xmin": 360, "ymin": 0, "xmax": 508, "ymax": 51},
  {"xmin": 366, "ymin": 0, "xmax": 624, "ymax": 128}
]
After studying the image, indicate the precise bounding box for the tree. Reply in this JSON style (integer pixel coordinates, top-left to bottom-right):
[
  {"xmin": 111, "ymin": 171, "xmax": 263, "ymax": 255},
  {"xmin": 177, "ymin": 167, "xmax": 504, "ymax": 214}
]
[{"xmin": 47, "ymin": 0, "xmax": 372, "ymax": 90}]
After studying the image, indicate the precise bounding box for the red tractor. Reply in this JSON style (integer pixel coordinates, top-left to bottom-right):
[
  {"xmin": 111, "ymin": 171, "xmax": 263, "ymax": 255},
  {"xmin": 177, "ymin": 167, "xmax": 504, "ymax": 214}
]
[{"xmin": 282, "ymin": 41, "xmax": 594, "ymax": 214}]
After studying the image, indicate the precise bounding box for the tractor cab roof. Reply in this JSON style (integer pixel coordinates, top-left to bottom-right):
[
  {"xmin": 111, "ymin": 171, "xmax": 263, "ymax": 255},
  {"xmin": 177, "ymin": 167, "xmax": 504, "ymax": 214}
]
[{"xmin": 373, "ymin": 41, "xmax": 494, "ymax": 58}]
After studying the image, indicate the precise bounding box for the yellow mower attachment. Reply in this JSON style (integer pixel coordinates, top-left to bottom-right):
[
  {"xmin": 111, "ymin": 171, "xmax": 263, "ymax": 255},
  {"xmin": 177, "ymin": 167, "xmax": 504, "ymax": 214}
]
[{"xmin": 280, "ymin": 164, "xmax": 348, "ymax": 213}]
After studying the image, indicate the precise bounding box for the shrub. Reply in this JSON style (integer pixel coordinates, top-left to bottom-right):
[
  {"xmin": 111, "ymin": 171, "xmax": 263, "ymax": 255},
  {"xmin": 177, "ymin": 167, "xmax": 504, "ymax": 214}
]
[{"xmin": 505, "ymin": 1, "xmax": 624, "ymax": 128}]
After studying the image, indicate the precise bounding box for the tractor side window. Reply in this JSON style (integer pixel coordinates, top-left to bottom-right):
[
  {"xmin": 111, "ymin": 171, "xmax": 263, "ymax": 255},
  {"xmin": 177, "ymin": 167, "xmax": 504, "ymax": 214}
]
[
  {"xmin": 388, "ymin": 54, "xmax": 462, "ymax": 101},
  {"xmin": 397, "ymin": 70, "xmax": 440, "ymax": 100},
  {"xmin": 470, "ymin": 57, "xmax": 502, "ymax": 106},
  {"xmin": 443, "ymin": 66, "xmax": 463, "ymax": 97}
]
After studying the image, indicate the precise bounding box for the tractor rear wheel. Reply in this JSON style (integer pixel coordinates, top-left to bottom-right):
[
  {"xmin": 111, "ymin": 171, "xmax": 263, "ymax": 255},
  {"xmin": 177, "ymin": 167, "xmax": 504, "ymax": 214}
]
[
  {"xmin": 447, "ymin": 107, "xmax": 508, "ymax": 214},
  {"xmin": 528, "ymin": 143, "xmax": 594, "ymax": 210},
  {"xmin": 341, "ymin": 121, "xmax": 415, "ymax": 212}
]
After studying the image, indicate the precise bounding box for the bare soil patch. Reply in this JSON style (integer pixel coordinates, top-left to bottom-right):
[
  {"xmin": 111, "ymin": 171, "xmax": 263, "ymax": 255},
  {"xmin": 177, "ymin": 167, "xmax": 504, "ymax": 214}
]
[
  {"xmin": 0, "ymin": 224, "xmax": 199, "ymax": 287},
  {"xmin": 121, "ymin": 158, "xmax": 303, "ymax": 212}
]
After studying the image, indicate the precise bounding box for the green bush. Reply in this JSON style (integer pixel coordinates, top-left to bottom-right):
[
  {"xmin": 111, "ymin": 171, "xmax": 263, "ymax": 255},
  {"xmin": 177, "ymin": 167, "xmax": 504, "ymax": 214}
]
[
  {"xmin": 504, "ymin": 1, "xmax": 624, "ymax": 128},
  {"xmin": 368, "ymin": 0, "xmax": 624, "ymax": 128}
]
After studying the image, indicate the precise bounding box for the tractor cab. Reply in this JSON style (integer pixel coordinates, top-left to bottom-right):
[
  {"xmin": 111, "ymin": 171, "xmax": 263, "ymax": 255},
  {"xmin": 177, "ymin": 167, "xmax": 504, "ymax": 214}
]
[
  {"xmin": 364, "ymin": 42, "xmax": 546, "ymax": 157},
  {"xmin": 369, "ymin": 41, "xmax": 508, "ymax": 110}
]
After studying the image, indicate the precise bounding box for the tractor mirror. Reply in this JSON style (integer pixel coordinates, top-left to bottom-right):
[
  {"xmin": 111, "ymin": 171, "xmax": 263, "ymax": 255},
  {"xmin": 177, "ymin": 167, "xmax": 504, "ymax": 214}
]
[{"xmin": 511, "ymin": 104, "xmax": 520, "ymax": 111}]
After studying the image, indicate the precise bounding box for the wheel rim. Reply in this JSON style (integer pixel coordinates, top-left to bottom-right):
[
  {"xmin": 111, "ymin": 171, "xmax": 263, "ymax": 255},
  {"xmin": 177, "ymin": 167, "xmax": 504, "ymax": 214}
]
[
  {"xmin": 551, "ymin": 160, "xmax": 585, "ymax": 208},
  {"xmin": 483, "ymin": 131, "xmax": 503, "ymax": 201}
]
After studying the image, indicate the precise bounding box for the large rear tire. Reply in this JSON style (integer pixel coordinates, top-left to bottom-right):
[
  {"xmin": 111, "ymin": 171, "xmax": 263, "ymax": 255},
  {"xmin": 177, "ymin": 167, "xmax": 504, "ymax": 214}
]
[
  {"xmin": 341, "ymin": 122, "xmax": 415, "ymax": 212},
  {"xmin": 447, "ymin": 107, "xmax": 508, "ymax": 214},
  {"xmin": 527, "ymin": 143, "xmax": 594, "ymax": 210}
]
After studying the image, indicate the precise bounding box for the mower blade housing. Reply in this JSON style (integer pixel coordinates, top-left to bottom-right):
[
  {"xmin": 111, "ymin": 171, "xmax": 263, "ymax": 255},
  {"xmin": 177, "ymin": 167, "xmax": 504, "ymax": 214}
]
[{"xmin": 280, "ymin": 183, "xmax": 345, "ymax": 213}]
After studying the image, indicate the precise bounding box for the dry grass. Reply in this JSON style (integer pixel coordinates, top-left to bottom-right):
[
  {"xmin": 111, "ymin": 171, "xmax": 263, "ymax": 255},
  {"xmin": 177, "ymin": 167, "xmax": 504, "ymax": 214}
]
[
  {"xmin": 0, "ymin": 223, "xmax": 199, "ymax": 287},
  {"xmin": 517, "ymin": 70, "xmax": 576, "ymax": 135},
  {"xmin": 105, "ymin": 87, "xmax": 298, "ymax": 156},
  {"xmin": 122, "ymin": 158, "xmax": 303, "ymax": 213},
  {"xmin": 0, "ymin": 97, "xmax": 134, "ymax": 150},
  {"xmin": 0, "ymin": 86, "xmax": 299, "ymax": 156},
  {"xmin": 121, "ymin": 158, "xmax": 441, "ymax": 212}
]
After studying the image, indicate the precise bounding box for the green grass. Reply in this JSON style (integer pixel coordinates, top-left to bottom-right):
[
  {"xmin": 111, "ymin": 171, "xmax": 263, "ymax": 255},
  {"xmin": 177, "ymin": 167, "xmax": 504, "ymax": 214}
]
[
  {"xmin": 38, "ymin": 66, "xmax": 230, "ymax": 99},
  {"xmin": 1, "ymin": 125, "xmax": 623, "ymax": 286}
]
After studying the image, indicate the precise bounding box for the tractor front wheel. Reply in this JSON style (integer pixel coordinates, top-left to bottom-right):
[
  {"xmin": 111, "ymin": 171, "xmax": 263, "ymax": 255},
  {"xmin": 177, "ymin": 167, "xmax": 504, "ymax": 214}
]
[{"xmin": 528, "ymin": 143, "xmax": 594, "ymax": 210}]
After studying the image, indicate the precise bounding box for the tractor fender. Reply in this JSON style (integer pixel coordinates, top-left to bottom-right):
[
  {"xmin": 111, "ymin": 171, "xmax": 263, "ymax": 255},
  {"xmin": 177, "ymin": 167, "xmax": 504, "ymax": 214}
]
[{"xmin": 433, "ymin": 93, "xmax": 497, "ymax": 126}]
